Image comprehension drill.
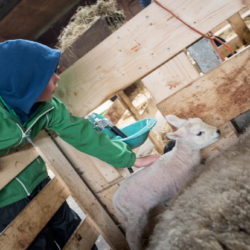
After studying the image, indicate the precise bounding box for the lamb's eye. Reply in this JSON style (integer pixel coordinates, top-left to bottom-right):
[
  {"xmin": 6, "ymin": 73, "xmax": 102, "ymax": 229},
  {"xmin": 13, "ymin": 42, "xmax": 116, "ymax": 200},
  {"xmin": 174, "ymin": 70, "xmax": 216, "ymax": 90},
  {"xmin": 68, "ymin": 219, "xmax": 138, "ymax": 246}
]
[{"xmin": 197, "ymin": 132, "xmax": 203, "ymax": 136}]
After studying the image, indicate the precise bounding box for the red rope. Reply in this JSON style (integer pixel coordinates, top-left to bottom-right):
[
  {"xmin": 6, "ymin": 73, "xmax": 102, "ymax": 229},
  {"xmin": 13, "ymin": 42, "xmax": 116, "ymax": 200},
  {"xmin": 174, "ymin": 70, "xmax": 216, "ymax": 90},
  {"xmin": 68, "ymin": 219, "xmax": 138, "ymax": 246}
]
[{"xmin": 154, "ymin": 0, "xmax": 235, "ymax": 61}]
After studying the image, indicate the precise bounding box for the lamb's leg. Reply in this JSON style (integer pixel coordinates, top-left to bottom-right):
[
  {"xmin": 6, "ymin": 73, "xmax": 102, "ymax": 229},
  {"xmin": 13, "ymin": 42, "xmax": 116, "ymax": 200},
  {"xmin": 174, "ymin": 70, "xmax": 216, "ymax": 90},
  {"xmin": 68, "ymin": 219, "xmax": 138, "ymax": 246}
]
[{"xmin": 126, "ymin": 212, "xmax": 148, "ymax": 250}]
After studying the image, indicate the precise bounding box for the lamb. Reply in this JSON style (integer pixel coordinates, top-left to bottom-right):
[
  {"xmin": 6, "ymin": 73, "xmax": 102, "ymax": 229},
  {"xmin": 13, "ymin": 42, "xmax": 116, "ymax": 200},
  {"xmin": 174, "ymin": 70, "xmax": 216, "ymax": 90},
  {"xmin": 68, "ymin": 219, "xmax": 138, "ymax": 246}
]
[
  {"xmin": 146, "ymin": 127, "xmax": 250, "ymax": 250},
  {"xmin": 112, "ymin": 114, "xmax": 221, "ymax": 250}
]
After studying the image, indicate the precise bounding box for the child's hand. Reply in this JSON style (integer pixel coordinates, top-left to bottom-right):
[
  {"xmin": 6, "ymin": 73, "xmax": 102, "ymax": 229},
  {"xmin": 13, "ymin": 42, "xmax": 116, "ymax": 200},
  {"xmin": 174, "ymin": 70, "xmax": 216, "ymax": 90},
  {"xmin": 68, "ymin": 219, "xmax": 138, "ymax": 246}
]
[{"xmin": 134, "ymin": 155, "xmax": 161, "ymax": 168}]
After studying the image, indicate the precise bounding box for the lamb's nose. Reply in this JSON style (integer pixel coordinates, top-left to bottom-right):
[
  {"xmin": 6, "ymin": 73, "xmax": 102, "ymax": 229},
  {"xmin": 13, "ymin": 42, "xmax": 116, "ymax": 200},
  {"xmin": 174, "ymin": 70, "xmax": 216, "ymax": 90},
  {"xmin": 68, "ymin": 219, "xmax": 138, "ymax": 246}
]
[{"xmin": 216, "ymin": 129, "xmax": 221, "ymax": 135}]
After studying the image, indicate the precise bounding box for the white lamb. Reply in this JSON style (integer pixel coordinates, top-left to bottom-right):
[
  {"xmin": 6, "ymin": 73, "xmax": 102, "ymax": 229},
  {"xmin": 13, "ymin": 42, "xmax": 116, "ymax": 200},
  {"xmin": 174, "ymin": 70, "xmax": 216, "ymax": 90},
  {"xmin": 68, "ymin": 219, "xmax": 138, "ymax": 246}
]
[
  {"xmin": 112, "ymin": 115, "xmax": 221, "ymax": 250},
  {"xmin": 146, "ymin": 127, "xmax": 250, "ymax": 250}
]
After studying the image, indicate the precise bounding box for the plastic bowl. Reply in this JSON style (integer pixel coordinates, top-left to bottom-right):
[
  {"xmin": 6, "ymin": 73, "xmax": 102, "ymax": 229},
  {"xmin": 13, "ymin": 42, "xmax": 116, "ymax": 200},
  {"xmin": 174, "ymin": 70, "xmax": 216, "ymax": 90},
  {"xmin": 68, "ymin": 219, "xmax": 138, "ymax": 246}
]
[{"xmin": 112, "ymin": 118, "xmax": 157, "ymax": 149}]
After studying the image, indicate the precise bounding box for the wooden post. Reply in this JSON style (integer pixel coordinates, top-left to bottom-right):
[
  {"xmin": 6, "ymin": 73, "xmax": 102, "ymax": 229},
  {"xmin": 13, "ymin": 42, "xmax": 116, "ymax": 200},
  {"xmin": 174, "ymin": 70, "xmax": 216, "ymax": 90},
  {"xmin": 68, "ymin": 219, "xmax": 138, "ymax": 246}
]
[
  {"xmin": 0, "ymin": 145, "xmax": 39, "ymax": 190},
  {"xmin": 228, "ymin": 12, "xmax": 250, "ymax": 45},
  {"xmin": 0, "ymin": 178, "xmax": 69, "ymax": 250},
  {"xmin": 34, "ymin": 131, "xmax": 129, "ymax": 250},
  {"xmin": 55, "ymin": 0, "xmax": 250, "ymax": 118},
  {"xmin": 118, "ymin": 90, "xmax": 163, "ymax": 154},
  {"xmin": 0, "ymin": 36, "xmax": 6, "ymax": 42},
  {"xmin": 157, "ymin": 46, "xmax": 250, "ymax": 128}
]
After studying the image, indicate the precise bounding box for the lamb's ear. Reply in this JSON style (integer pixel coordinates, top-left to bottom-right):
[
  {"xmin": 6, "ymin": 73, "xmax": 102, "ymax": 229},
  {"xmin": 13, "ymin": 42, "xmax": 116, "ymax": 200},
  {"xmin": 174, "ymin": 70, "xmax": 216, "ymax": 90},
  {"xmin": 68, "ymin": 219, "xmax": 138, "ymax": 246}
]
[
  {"xmin": 165, "ymin": 115, "xmax": 187, "ymax": 128},
  {"xmin": 167, "ymin": 128, "xmax": 187, "ymax": 140}
]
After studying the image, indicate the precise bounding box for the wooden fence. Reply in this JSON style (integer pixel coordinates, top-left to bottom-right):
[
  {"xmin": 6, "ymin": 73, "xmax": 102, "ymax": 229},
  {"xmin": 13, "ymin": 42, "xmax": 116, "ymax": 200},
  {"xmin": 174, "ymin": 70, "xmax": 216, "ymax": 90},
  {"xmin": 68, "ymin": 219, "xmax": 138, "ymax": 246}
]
[{"xmin": 1, "ymin": 0, "xmax": 250, "ymax": 249}]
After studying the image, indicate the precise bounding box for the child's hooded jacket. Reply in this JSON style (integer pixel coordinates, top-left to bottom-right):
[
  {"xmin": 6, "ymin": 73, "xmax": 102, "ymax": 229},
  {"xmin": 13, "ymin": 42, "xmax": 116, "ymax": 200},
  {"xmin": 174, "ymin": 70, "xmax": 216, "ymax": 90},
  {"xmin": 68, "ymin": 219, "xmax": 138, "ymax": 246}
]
[{"xmin": 0, "ymin": 39, "xmax": 136, "ymax": 207}]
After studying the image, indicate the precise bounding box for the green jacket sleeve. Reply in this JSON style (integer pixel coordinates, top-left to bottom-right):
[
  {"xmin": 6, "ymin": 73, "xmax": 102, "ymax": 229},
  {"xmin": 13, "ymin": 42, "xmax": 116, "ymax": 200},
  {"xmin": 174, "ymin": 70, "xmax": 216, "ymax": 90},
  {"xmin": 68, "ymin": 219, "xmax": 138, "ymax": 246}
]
[{"xmin": 47, "ymin": 97, "xmax": 136, "ymax": 168}]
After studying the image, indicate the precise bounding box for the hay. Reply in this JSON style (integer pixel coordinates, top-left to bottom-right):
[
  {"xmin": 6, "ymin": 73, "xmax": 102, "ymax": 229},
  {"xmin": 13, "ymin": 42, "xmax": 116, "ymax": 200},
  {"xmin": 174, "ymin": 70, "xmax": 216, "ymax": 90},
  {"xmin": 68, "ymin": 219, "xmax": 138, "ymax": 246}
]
[{"xmin": 57, "ymin": 0, "xmax": 125, "ymax": 52}]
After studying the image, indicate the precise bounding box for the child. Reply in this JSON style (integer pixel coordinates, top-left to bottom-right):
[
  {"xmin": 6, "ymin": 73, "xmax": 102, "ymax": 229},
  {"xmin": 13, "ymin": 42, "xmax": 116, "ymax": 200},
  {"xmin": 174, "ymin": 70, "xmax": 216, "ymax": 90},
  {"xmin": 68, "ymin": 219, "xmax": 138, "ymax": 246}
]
[{"xmin": 0, "ymin": 39, "xmax": 160, "ymax": 250}]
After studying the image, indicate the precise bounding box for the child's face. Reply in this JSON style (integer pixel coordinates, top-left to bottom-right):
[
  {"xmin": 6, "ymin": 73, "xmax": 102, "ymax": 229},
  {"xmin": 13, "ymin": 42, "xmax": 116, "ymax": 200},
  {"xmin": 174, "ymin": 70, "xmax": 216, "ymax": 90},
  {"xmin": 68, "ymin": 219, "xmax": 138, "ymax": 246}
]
[{"xmin": 36, "ymin": 73, "xmax": 60, "ymax": 102}]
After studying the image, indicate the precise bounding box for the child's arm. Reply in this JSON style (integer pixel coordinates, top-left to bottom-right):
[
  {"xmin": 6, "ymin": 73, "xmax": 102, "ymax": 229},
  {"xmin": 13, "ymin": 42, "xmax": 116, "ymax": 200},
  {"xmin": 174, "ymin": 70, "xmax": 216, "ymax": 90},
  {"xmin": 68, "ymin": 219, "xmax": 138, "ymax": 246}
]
[
  {"xmin": 47, "ymin": 98, "xmax": 137, "ymax": 168},
  {"xmin": 134, "ymin": 155, "xmax": 161, "ymax": 168}
]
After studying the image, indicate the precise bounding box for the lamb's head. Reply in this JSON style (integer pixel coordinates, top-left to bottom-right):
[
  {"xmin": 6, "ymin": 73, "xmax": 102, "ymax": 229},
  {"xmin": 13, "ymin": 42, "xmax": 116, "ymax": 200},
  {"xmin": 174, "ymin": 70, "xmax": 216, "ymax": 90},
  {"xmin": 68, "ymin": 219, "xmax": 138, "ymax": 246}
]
[{"xmin": 165, "ymin": 115, "xmax": 220, "ymax": 150}]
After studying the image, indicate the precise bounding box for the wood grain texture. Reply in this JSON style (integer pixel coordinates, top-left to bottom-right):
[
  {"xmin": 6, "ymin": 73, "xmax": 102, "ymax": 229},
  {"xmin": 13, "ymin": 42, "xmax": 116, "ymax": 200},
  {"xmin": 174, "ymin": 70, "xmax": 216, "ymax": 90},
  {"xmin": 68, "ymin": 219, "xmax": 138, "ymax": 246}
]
[
  {"xmin": 218, "ymin": 35, "xmax": 243, "ymax": 56},
  {"xmin": 33, "ymin": 131, "xmax": 129, "ymax": 250},
  {"xmin": 0, "ymin": 0, "xmax": 80, "ymax": 39},
  {"xmin": 52, "ymin": 136, "xmax": 123, "ymax": 193},
  {"xmin": 0, "ymin": 178, "xmax": 69, "ymax": 249},
  {"xmin": 96, "ymin": 181, "xmax": 124, "ymax": 224},
  {"xmin": 64, "ymin": 216, "xmax": 99, "ymax": 250},
  {"xmin": 118, "ymin": 90, "xmax": 164, "ymax": 153},
  {"xmin": 104, "ymin": 98, "xmax": 127, "ymax": 125},
  {"xmin": 55, "ymin": 0, "xmax": 248, "ymax": 117},
  {"xmin": 157, "ymin": 46, "xmax": 250, "ymax": 128},
  {"xmin": 0, "ymin": 145, "xmax": 39, "ymax": 190},
  {"xmin": 60, "ymin": 18, "xmax": 112, "ymax": 68},
  {"xmin": 142, "ymin": 52, "xmax": 199, "ymax": 105},
  {"xmin": 228, "ymin": 12, "xmax": 250, "ymax": 45}
]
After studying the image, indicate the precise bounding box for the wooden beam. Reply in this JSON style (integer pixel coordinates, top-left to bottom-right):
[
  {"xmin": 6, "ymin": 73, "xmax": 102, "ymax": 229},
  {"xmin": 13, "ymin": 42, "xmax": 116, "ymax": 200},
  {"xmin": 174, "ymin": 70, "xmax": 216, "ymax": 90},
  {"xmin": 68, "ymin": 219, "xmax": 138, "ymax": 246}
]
[
  {"xmin": 212, "ymin": 4, "xmax": 250, "ymax": 34},
  {"xmin": 64, "ymin": 216, "xmax": 99, "ymax": 250},
  {"xmin": 211, "ymin": 20, "xmax": 229, "ymax": 34},
  {"xmin": 218, "ymin": 35, "xmax": 243, "ymax": 57},
  {"xmin": 0, "ymin": 0, "xmax": 81, "ymax": 40},
  {"xmin": 0, "ymin": 177, "xmax": 69, "ymax": 249},
  {"xmin": 33, "ymin": 131, "xmax": 129, "ymax": 250},
  {"xmin": 59, "ymin": 18, "xmax": 112, "ymax": 69},
  {"xmin": 0, "ymin": 0, "xmax": 22, "ymax": 20},
  {"xmin": 118, "ymin": 90, "xmax": 163, "ymax": 154},
  {"xmin": 239, "ymin": 3, "xmax": 250, "ymax": 15},
  {"xmin": 141, "ymin": 97, "xmax": 159, "ymax": 119},
  {"xmin": 157, "ymin": 46, "xmax": 250, "ymax": 128},
  {"xmin": 0, "ymin": 36, "xmax": 6, "ymax": 42},
  {"xmin": 50, "ymin": 136, "xmax": 124, "ymax": 193},
  {"xmin": 142, "ymin": 52, "xmax": 200, "ymax": 105},
  {"xmin": 55, "ymin": 0, "xmax": 250, "ymax": 118},
  {"xmin": 96, "ymin": 181, "xmax": 124, "ymax": 223},
  {"xmin": 104, "ymin": 98, "xmax": 127, "ymax": 124},
  {"xmin": 116, "ymin": 0, "xmax": 143, "ymax": 21},
  {"xmin": 228, "ymin": 12, "xmax": 250, "ymax": 45},
  {"xmin": 0, "ymin": 145, "xmax": 39, "ymax": 190}
]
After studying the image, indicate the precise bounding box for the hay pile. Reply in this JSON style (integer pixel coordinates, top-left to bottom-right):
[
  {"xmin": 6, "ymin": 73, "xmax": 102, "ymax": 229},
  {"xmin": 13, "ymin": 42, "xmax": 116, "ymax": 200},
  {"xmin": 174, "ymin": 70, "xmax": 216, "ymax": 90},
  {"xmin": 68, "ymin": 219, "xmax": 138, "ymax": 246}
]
[{"xmin": 57, "ymin": 0, "xmax": 125, "ymax": 52}]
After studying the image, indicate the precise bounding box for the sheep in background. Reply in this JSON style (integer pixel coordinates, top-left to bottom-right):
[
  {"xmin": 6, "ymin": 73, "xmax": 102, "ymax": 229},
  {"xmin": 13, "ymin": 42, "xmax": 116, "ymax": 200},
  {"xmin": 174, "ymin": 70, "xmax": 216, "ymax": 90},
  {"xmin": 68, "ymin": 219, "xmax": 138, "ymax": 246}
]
[
  {"xmin": 146, "ymin": 127, "xmax": 250, "ymax": 250},
  {"xmin": 113, "ymin": 115, "xmax": 221, "ymax": 250}
]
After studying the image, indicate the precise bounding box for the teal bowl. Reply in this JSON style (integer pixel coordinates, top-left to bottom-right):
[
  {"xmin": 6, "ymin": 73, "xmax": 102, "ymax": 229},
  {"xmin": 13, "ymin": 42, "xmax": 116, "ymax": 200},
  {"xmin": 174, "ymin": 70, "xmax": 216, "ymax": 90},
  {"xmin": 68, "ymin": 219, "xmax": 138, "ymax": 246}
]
[{"xmin": 112, "ymin": 118, "xmax": 157, "ymax": 149}]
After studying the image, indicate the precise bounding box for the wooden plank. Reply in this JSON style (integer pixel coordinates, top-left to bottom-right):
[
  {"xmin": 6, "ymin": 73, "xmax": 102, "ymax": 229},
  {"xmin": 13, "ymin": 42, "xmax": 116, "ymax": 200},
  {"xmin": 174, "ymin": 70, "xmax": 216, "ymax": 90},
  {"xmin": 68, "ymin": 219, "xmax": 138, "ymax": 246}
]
[
  {"xmin": 116, "ymin": 0, "xmax": 143, "ymax": 21},
  {"xmin": 60, "ymin": 18, "xmax": 112, "ymax": 68},
  {"xmin": 0, "ymin": 0, "xmax": 81, "ymax": 40},
  {"xmin": 212, "ymin": 4, "xmax": 250, "ymax": 34},
  {"xmin": 51, "ymin": 136, "xmax": 123, "ymax": 192},
  {"xmin": 0, "ymin": 177, "xmax": 69, "ymax": 249},
  {"xmin": 228, "ymin": 12, "xmax": 250, "ymax": 45},
  {"xmin": 55, "ymin": 0, "xmax": 250, "ymax": 118},
  {"xmin": 0, "ymin": 0, "xmax": 22, "ymax": 20},
  {"xmin": 96, "ymin": 181, "xmax": 124, "ymax": 224},
  {"xmin": 104, "ymin": 81, "xmax": 152, "ymax": 125},
  {"xmin": 157, "ymin": 46, "xmax": 250, "ymax": 128},
  {"xmin": 201, "ymin": 122, "xmax": 239, "ymax": 161},
  {"xmin": 33, "ymin": 131, "xmax": 129, "ymax": 250},
  {"xmin": 211, "ymin": 20, "xmax": 229, "ymax": 34},
  {"xmin": 239, "ymin": 3, "xmax": 250, "ymax": 15},
  {"xmin": 118, "ymin": 90, "xmax": 164, "ymax": 154},
  {"xmin": 218, "ymin": 35, "xmax": 243, "ymax": 57},
  {"xmin": 142, "ymin": 52, "xmax": 200, "ymax": 105},
  {"xmin": 104, "ymin": 98, "xmax": 127, "ymax": 125},
  {"xmin": 141, "ymin": 97, "xmax": 159, "ymax": 119},
  {"xmin": 0, "ymin": 145, "xmax": 39, "ymax": 190},
  {"xmin": 64, "ymin": 216, "xmax": 99, "ymax": 250},
  {"xmin": 0, "ymin": 36, "xmax": 6, "ymax": 42}
]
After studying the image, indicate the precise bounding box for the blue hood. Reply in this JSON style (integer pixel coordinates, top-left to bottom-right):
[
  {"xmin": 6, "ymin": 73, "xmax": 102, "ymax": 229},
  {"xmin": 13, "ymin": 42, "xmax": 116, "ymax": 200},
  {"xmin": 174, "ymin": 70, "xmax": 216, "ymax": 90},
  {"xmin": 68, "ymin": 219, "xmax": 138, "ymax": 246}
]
[{"xmin": 0, "ymin": 39, "xmax": 61, "ymax": 120}]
